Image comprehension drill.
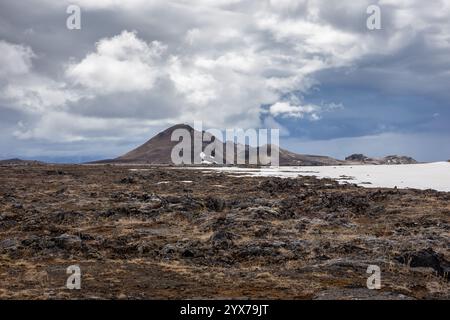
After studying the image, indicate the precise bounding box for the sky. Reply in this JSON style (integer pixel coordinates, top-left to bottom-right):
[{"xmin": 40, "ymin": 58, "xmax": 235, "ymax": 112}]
[{"xmin": 0, "ymin": 0, "xmax": 449, "ymax": 163}]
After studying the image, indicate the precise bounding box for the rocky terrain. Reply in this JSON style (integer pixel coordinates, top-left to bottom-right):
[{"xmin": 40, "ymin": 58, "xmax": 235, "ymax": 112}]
[{"xmin": 0, "ymin": 163, "xmax": 448, "ymax": 300}]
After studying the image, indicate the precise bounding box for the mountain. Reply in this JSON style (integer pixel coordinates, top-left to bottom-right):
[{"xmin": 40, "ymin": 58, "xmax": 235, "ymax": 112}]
[
  {"xmin": 277, "ymin": 147, "xmax": 344, "ymax": 166},
  {"xmin": 113, "ymin": 124, "xmax": 203, "ymax": 164},
  {"xmin": 345, "ymin": 153, "xmax": 418, "ymax": 165},
  {"xmin": 96, "ymin": 124, "xmax": 343, "ymax": 166},
  {"xmin": 0, "ymin": 158, "xmax": 45, "ymax": 166}
]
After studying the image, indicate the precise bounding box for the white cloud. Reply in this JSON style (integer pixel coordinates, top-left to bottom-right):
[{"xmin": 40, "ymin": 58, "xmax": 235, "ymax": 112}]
[
  {"xmin": 2, "ymin": 0, "xmax": 450, "ymax": 152},
  {"xmin": 13, "ymin": 111, "xmax": 163, "ymax": 142},
  {"xmin": 168, "ymin": 56, "xmax": 218, "ymax": 106},
  {"xmin": 66, "ymin": 31, "xmax": 166, "ymax": 94},
  {"xmin": 0, "ymin": 40, "xmax": 35, "ymax": 77},
  {"xmin": 269, "ymin": 101, "xmax": 321, "ymax": 120},
  {"xmin": 2, "ymin": 77, "xmax": 80, "ymax": 114},
  {"xmin": 0, "ymin": 40, "xmax": 80, "ymax": 115}
]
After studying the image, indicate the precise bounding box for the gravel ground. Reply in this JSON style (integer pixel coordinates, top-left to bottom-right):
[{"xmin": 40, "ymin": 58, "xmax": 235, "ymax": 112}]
[{"xmin": 0, "ymin": 164, "xmax": 448, "ymax": 299}]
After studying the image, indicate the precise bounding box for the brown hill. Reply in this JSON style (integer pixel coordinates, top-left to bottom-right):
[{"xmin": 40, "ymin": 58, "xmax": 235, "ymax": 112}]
[{"xmin": 96, "ymin": 124, "xmax": 343, "ymax": 166}]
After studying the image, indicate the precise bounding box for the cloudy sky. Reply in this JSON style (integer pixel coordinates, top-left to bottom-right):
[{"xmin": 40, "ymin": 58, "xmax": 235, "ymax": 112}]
[{"xmin": 1, "ymin": 0, "xmax": 449, "ymax": 162}]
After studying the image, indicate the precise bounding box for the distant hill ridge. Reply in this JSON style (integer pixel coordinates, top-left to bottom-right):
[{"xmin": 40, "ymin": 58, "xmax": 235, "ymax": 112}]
[
  {"xmin": 2, "ymin": 125, "xmax": 418, "ymax": 166},
  {"xmin": 0, "ymin": 158, "xmax": 45, "ymax": 166},
  {"xmin": 345, "ymin": 153, "xmax": 417, "ymax": 165},
  {"xmin": 93, "ymin": 124, "xmax": 418, "ymax": 166},
  {"xmin": 95, "ymin": 124, "xmax": 344, "ymax": 166}
]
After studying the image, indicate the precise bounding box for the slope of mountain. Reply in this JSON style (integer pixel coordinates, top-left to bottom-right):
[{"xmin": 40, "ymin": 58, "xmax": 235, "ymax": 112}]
[
  {"xmin": 114, "ymin": 124, "xmax": 199, "ymax": 164},
  {"xmin": 96, "ymin": 124, "xmax": 343, "ymax": 166},
  {"xmin": 277, "ymin": 147, "xmax": 344, "ymax": 166}
]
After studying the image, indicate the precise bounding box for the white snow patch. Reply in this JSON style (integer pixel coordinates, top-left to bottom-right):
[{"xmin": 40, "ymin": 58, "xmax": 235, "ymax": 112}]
[{"xmin": 194, "ymin": 162, "xmax": 450, "ymax": 192}]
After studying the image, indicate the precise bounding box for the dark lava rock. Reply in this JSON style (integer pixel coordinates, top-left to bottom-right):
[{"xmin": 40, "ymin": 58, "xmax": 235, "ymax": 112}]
[
  {"xmin": 0, "ymin": 238, "xmax": 19, "ymax": 251},
  {"xmin": 259, "ymin": 178, "xmax": 306, "ymax": 194},
  {"xmin": 295, "ymin": 221, "xmax": 308, "ymax": 232},
  {"xmin": 46, "ymin": 170, "xmax": 66, "ymax": 175},
  {"xmin": 322, "ymin": 194, "xmax": 368, "ymax": 212},
  {"xmin": 286, "ymin": 240, "xmax": 309, "ymax": 252},
  {"xmin": 166, "ymin": 195, "xmax": 204, "ymax": 212},
  {"xmin": 160, "ymin": 244, "xmax": 177, "ymax": 257},
  {"xmin": 210, "ymin": 230, "xmax": 235, "ymax": 249},
  {"xmin": 308, "ymin": 193, "xmax": 384, "ymax": 219},
  {"xmin": 314, "ymin": 288, "xmax": 415, "ymax": 300},
  {"xmin": 54, "ymin": 211, "xmax": 84, "ymax": 223},
  {"xmin": 54, "ymin": 234, "xmax": 82, "ymax": 250},
  {"xmin": 237, "ymin": 244, "xmax": 278, "ymax": 258},
  {"xmin": 246, "ymin": 206, "xmax": 279, "ymax": 219},
  {"xmin": 140, "ymin": 197, "xmax": 164, "ymax": 211},
  {"xmin": 101, "ymin": 203, "xmax": 161, "ymax": 218},
  {"xmin": 55, "ymin": 187, "xmax": 67, "ymax": 195},
  {"xmin": 254, "ymin": 226, "xmax": 270, "ymax": 238},
  {"xmin": 209, "ymin": 215, "xmax": 233, "ymax": 231},
  {"xmin": 345, "ymin": 154, "xmax": 371, "ymax": 162},
  {"xmin": 395, "ymin": 248, "xmax": 449, "ymax": 280},
  {"xmin": 101, "ymin": 206, "xmax": 140, "ymax": 217},
  {"xmin": 12, "ymin": 203, "xmax": 23, "ymax": 209},
  {"xmin": 119, "ymin": 176, "xmax": 136, "ymax": 184},
  {"xmin": 205, "ymin": 197, "xmax": 225, "ymax": 212},
  {"xmin": 181, "ymin": 248, "xmax": 196, "ymax": 258},
  {"xmin": 382, "ymin": 155, "xmax": 417, "ymax": 165},
  {"xmin": 0, "ymin": 213, "xmax": 18, "ymax": 229}
]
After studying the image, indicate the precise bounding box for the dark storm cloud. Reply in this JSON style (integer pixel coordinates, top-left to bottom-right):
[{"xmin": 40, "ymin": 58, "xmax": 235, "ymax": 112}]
[{"xmin": 0, "ymin": 0, "xmax": 449, "ymax": 161}]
